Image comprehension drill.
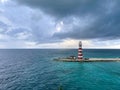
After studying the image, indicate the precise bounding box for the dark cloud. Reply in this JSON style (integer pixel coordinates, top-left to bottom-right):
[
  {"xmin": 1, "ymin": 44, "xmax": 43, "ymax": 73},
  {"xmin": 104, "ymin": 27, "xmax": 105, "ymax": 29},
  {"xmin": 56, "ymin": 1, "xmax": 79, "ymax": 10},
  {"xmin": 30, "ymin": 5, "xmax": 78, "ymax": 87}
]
[
  {"xmin": 15, "ymin": 0, "xmax": 107, "ymax": 17},
  {"xmin": 53, "ymin": 12, "xmax": 120, "ymax": 40},
  {"xmin": 15, "ymin": 0, "xmax": 120, "ymax": 40}
]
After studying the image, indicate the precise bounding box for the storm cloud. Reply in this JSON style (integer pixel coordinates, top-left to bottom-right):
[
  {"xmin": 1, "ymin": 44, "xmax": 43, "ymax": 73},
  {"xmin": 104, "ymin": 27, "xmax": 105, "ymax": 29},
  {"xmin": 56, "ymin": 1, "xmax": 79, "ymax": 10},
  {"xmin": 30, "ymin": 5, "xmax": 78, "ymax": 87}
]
[
  {"xmin": 15, "ymin": 0, "xmax": 120, "ymax": 40},
  {"xmin": 16, "ymin": 0, "xmax": 108, "ymax": 17},
  {"xmin": 53, "ymin": 12, "xmax": 120, "ymax": 40},
  {"xmin": 1, "ymin": 0, "xmax": 120, "ymax": 48}
]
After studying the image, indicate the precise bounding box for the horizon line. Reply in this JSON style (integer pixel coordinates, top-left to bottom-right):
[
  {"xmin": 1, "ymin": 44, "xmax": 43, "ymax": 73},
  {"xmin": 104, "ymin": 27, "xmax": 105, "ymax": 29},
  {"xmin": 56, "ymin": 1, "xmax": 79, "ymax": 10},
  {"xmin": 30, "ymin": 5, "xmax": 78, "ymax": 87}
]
[{"xmin": 0, "ymin": 48, "xmax": 120, "ymax": 49}]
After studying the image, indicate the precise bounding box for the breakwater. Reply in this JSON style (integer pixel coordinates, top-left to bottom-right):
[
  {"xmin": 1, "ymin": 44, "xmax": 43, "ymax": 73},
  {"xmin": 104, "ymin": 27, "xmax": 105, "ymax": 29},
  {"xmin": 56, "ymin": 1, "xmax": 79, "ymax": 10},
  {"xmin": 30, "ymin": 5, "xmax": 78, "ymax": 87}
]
[{"xmin": 54, "ymin": 58, "xmax": 120, "ymax": 62}]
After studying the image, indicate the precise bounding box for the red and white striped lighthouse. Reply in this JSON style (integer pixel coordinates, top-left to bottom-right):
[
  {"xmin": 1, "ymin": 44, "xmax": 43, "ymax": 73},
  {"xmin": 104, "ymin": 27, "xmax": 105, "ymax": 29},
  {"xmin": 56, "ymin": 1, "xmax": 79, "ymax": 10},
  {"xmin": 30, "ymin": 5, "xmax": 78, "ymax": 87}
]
[{"xmin": 78, "ymin": 41, "xmax": 83, "ymax": 60}]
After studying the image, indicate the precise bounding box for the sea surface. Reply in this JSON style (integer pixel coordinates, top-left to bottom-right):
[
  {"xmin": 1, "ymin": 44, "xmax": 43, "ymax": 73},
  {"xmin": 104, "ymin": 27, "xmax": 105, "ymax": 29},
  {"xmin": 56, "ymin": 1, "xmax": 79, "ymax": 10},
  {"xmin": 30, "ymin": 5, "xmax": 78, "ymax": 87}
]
[{"xmin": 0, "ymin": 49, "xmax": 120, "ymax": 90}]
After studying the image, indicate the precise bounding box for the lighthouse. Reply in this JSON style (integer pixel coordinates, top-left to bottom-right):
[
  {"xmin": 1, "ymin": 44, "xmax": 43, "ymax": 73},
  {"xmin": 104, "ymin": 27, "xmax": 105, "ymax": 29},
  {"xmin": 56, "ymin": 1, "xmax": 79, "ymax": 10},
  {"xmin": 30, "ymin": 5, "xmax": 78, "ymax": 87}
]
[{"xmin": 78, "ymin": 41, "xmax": 83, "ymax": 60}]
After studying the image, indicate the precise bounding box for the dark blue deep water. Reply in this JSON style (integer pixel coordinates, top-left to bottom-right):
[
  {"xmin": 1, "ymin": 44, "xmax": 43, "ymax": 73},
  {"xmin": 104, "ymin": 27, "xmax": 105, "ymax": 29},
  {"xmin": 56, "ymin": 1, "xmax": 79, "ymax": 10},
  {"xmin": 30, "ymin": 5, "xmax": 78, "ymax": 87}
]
[{"xmin": 0, "ymin": 49, "xmax": 120, "ymax": 90}]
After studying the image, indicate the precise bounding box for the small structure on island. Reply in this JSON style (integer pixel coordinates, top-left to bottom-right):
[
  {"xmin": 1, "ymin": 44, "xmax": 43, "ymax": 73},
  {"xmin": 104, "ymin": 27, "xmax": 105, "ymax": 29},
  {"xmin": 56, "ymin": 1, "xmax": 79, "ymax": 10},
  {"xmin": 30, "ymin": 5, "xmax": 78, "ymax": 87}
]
[
  {"xmin": 78, "ymin": 41, "xmax": 83, "ymax": 60},
  {"xmin": 67, "ymin": 56, "xmax": 76, "ymax": 59}
]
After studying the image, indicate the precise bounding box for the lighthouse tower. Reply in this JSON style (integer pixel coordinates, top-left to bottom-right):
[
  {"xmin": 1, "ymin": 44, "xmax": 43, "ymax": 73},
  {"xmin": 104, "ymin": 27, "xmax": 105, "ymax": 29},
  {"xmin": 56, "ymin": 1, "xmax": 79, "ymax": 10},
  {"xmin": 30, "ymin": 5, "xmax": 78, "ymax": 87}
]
[{"xmin": 78, "ymin": 41, "xmax": 83, "ymax": 60}]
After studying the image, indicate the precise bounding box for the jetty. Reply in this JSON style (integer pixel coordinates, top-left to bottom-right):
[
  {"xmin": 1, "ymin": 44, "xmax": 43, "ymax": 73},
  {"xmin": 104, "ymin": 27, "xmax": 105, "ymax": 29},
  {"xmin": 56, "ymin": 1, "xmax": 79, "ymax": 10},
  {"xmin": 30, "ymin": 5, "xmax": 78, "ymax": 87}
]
[
  {"xmin": 54, "ymin": 58, "xmax": 120, "ymax": 62},
  {"xmin": 54, "ymin": 41, "xmax": 120, "ymax": 62}
]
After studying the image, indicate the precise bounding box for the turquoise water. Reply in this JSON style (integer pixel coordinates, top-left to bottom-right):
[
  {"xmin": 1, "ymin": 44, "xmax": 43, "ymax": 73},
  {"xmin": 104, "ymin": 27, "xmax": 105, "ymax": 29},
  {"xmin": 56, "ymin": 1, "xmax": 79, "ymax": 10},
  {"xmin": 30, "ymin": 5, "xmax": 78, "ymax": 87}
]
[{"xmin": 0, "ymin": 49, "xmax": 120, "ymax": 90}]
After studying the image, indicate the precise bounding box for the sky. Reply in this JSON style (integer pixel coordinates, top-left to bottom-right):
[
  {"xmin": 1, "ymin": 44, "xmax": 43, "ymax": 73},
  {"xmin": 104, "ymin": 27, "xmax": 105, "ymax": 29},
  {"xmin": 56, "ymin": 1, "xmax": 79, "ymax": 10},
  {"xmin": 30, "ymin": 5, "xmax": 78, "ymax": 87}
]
[{"xmin": 0, "ymin": 0, "xmax": 120, "ymax": 49}]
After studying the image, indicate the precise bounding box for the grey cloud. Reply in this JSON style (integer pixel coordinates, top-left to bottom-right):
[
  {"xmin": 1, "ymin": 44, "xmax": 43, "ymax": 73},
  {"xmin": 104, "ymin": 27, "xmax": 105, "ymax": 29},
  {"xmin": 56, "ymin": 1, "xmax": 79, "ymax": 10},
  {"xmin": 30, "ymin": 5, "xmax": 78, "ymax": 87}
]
[
  {"xmin": 0, "ymin": 5, "xmax": 57, "ymax": 43},
  {"xmin": 15, "ymin": 0, "xmax": 107, "ymax": 17},
  {"xmin": 0, "ymin": 19, "xmax": 32, "ymax": 41},
  {"xmin": 0, "ymin": 21, "xmax": 9, "ymax": 32},
  {"xmin": 14, "ymin": 0, "xmax": 120, "ymax": 41},
  {"xmin": 6, "ymin": 28, "xmax": 29, "ymax": 35},
  {"xmin": 53, "ymin": 12, "xmax": 120, "ymax": 40}
]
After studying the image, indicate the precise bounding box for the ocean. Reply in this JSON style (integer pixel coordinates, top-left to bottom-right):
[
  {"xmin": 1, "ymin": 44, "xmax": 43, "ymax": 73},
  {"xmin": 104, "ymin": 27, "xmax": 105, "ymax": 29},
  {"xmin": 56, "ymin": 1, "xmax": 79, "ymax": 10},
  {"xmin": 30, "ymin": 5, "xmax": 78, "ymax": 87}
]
[{"xmin": 0, "ymin": 49, "xmax": 120, "ymax": 90}]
